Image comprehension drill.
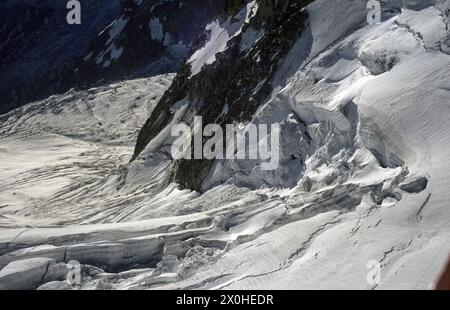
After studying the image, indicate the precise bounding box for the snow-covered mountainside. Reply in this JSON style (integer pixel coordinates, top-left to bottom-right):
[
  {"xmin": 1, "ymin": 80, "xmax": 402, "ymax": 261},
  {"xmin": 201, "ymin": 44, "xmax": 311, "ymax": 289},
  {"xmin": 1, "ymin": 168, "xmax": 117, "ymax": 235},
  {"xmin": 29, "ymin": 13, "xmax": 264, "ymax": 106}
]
[
  {"xmin": 0, "ymin": 0, "xmax": 126, "ymax": 115},
  {"xmin": 0, "ymin": 0, "xmax": 221, "ymax": 115},
  {"xmin": 67, "ymin": 0, "xmax": 223, "ymax": 90},
  {"xmin": 0, "ymin": 0, "xmax": 450, "ymax": 290}
]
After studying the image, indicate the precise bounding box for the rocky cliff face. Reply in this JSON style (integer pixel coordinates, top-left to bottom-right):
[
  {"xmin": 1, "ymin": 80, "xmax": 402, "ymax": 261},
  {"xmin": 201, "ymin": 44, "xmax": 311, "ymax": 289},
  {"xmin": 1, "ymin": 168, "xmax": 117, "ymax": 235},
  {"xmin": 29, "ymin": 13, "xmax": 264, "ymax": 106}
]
[
  {"xmin": 133, "ymin": 0, "xmax": 314, "ymax": 190},
  {"xmin": 0, "ymin": 0, "xmax": 222, "ymax": 115},
  {"xmin": 65, "ymin": 0, "xmax": 223, "ymax": 90},
  {"xmin": 0, "ymin": 0, "xmax": 125, "ymax": 115}
]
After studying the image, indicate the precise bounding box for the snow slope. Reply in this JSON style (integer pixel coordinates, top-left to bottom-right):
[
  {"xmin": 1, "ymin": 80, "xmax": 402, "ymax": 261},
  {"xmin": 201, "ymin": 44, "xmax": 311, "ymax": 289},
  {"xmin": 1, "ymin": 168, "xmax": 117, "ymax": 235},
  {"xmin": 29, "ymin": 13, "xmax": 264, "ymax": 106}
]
[
  {"xmin": 0, "ymin": 75, "xmax": 173, "ymax": 226},
  {"xmin": 0, "ymin": 0, "xmax": 449, "ymax": 290}
]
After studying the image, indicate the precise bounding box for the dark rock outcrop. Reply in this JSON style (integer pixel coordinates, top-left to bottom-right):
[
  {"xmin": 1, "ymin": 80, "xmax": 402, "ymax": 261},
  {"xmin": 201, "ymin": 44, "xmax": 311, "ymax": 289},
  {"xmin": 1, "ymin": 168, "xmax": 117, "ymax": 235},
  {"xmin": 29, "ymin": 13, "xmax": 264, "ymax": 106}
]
[
  {"xmin": 132, "ymin": 0, "xmax": 314, "ymax": 190},
  {"xmin": 64, "ymin": 0, "xmax": 223, "ymax": 90},
  {"xmin": 0, "ymin": 0, "xmax": 125, "ymax": 115},
  {"xmin": 0, "ymin": 0, "xmax": 222, "ymax": 115}
]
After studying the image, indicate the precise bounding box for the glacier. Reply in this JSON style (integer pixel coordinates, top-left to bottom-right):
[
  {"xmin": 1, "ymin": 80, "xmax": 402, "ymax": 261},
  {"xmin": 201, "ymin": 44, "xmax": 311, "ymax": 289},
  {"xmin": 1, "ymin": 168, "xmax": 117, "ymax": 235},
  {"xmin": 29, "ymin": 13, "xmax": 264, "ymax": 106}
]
[{"xmin": 0, "ymin": 0, "xmax": 449, "ymax": 290}]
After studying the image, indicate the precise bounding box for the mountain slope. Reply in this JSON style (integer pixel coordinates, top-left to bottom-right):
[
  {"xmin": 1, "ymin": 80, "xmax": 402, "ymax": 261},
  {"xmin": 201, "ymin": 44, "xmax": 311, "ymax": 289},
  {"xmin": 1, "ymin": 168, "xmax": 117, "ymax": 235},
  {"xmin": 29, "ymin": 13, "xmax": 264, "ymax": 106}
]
[
  {"xmin": 0, "ymin": 0, "xmax": 125, "ymax": 114},
  {"xmin": 0, "ymin": 0, "xmax": 222, "ymax": 115}
]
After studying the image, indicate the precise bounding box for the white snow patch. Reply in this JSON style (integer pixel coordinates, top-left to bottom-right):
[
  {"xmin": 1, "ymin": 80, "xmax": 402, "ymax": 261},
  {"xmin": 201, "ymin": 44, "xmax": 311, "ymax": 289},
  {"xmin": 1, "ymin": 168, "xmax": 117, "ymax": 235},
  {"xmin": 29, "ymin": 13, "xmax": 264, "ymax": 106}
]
[
  {"xmin": 187, "ymin": 1, "xmax": 259, "ymax": 77},
  {"xmin": 240, "ymin": 27, "xmax": 265, "ymax": 52},
  {"xmin": 149, "ymin": 17, "xmax": 164, "ymax": 42}
]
